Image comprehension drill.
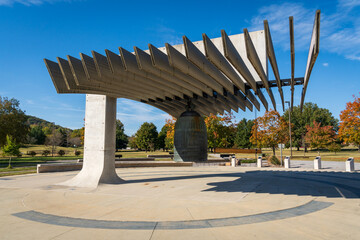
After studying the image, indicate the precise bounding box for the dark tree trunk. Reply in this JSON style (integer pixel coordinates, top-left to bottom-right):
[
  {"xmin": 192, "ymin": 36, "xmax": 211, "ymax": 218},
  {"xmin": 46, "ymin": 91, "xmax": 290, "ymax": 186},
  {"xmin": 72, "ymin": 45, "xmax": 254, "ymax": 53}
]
[{"xmin": 272, "ymin": 146, "xmax": 275, "ymax": 156}]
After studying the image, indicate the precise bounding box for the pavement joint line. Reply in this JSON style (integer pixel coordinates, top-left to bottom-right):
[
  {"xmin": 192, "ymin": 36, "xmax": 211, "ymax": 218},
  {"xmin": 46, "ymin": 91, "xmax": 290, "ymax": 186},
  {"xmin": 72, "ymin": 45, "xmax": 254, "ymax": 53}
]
[
  {"xmin": 148, "ymin": 222, "xmax": 158, "ymax": 240},
  {"xmin": 12, "ymin": 200, "xmax": 333, "ymax": 230},
  {"xmin": 334, "ymin": 187, "xmax": 345, "ymax": 198}
]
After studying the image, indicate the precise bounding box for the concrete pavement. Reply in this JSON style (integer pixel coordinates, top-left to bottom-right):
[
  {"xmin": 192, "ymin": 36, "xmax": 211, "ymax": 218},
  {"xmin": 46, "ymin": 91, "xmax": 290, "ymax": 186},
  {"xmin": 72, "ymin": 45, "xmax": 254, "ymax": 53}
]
[{"xmin": 1, "ymin": 166, "xmax": 359, "ymax": 239}]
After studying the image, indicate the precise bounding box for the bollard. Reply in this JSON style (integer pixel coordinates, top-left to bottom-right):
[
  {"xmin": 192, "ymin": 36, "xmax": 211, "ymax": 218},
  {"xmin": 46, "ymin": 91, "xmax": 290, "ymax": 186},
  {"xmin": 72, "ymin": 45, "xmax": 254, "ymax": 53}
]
[
  {"xmin": 257, "ymin": 156, "xmax": 262, "ymax": 168},
  {"xmin": 231, "ymin": 156, "xmax": 236, "ymax": 167},
  {"xmin": 346, "ymin": 157, "xmax": 355, "ymax": 172},
  {"xmin": 314, "ymin": 156, "xmax": 321, "ymax": 170},
  {"xmin": 284, "ymin": 156, "xmax": 291, "ymax": 169}
]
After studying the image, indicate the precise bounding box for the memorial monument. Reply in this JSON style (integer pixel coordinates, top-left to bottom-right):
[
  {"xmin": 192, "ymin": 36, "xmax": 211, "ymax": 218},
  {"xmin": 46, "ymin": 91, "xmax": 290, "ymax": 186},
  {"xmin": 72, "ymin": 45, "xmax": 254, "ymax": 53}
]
[{"xmin": 44, "ymin": 11, "xmax": 320, "ymax": 187}]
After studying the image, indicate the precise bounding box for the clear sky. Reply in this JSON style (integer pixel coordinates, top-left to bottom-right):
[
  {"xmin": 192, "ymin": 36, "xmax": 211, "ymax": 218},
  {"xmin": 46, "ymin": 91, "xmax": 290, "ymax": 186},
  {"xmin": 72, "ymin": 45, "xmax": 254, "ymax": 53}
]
[{"xmin": 0, "ymin": 0, "xmax": 359, "ymax": 135}]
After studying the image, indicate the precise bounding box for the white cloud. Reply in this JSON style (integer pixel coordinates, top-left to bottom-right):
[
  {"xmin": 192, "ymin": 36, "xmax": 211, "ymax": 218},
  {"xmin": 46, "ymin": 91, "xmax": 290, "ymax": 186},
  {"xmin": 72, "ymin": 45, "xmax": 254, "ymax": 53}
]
[
  {"xmin": 323, "ymin": 63, "xmax": 329, "ymax": 67},
  {"xmin": 249, "ymin": 2, "xmax": 314, "ymax": 50},
  {"xmin": 116, "ymin": 98, "xmax": 172, "ymax": 135},
  {"xmin": 148, "ymin": 23, "xmax": 183, "ymax": 47},
  {"xmin": 249, "ymin": 1, "xmax": 360, "ymax": 60},
  {"xmin": 0, "ymin": 0, "xmax": 73, "ymax": 6}
]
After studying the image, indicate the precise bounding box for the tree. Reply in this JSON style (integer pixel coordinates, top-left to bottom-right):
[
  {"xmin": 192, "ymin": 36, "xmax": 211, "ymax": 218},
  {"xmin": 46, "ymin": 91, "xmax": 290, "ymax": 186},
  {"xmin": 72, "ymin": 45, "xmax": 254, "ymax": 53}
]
[
  {"xmin": 250, "ymin": 110, "xmax": 289, "ymax": 156},
  {"xmin": 328, "ymin": 143, "xmax": 341, "ymax": 154},
  {"xmin": 69, "ymin": 137, "xmax": 81, "ymax": 147},
  {"xmin": 339, "ymin": 94, "xmax": 360, "ymax": 151},
  {"xmin": 234, "ymin": 118, "xmax": 254, "ymax": 149},
  {"xmin": 283, "ymin": 102, "xmax": 338, "ymax": 151},
  {"xmin": 163, "ymin": 117, "xmax": 176, "ymax": 150},
  {"xmin": 305, "ymin": 121, "xmax": 335, "ymax": 155},
  {"xmin": 1, "ymin": 135, "xmax": 20, "ymax": 168},
  {"xmin": 58, "ymin": 149, "xmax": 66, "ymax": 157},
  {"xmin": 128, "ymin": 135, "xmax": 138, "ymax": 149},
  {"xmin": 158, "ymin": 124, "xmax": 170, "ymax": 151},
  {"xmin": 0, "ymin": 97, "xmax": 29, "ymax": 146},
  {"xmin": 28, "ymin": 126, "xmax": 46, "ymax": 145},
  {"xmin": 135, "ymin": 122, "xmax": 158, "ymax": 152},
  {"xmin": 71, "ymin": 127, "xmax": 84, "ymax": 146},
  {"xmin": 116, "ymin": 120, "xmax": 128, "ymax": 149},
  {"xmin": 204, "ymin": 113, "xmax": 236, "ymax": 151},
  {"xmin": 45, "ymin": 130, "xmax": 63, "ymax": 157}
]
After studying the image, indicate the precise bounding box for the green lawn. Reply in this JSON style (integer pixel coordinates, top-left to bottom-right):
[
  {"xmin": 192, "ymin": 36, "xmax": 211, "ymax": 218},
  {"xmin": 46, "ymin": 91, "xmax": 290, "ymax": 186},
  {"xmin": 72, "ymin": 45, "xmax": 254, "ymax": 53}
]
[
  {"xmin": 0, "ymin": 145, "xmax": 358, "ymax": 177},
  {"xmin": 0, "ymin": 167, "xmax": 36, "ymax": 177},
  {"xmin": 237, "ymin": 147, "xmax": 360, "ymax": 162},
  {"xmin": 18, "ymin": 144, "xmax": 83, "ymax": 156}
]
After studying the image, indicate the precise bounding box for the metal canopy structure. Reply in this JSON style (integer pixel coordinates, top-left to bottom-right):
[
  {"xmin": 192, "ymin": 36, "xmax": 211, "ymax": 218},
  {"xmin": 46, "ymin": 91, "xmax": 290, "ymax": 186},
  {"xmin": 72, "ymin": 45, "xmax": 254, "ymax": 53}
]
[{"xmin": 45, "ymin": 11, "xmax": 320, "ymax": 117}]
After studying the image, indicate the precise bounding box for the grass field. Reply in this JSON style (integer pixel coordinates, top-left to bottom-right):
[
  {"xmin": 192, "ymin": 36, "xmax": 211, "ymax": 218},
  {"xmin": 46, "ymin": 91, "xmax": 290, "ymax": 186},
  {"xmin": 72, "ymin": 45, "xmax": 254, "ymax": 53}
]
[
  {"xmin": 257, "ymin": 147, "xmax": 360, "ymax": 162},
  {"xmin": 18, "ymin": 144, "xmax": 83, "ymax": 156},
  {"xmin": 0, "ymin": 145, "xmax": 359, "ymax": 177}
]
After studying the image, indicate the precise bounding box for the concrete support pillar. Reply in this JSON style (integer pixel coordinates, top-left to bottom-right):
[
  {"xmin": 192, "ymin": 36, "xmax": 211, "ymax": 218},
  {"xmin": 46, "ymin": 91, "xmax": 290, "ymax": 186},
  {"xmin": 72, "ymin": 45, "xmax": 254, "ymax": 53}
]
[
  {"xmin": 314, "ymin": 156, "xmax": 321, "ymax": 170},
  {"xmin": 284, "ymin": 156, "xmax": 290, "ymax": 169},
  {"xmin": 346, "ymin": 157, "xmax": 355, "ymax": 172},
  {"xmin": 59, "ymin": 94, "xmax": 123, "ymax": 188}
]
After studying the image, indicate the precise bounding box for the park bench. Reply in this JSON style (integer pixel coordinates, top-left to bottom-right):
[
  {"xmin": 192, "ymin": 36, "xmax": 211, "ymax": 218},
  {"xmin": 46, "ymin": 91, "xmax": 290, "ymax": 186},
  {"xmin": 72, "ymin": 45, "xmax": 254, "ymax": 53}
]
[
  {"xmin": 147, "ymin": 154, "xmax": 174, "ymax": 159},
  {"xmin": 213, "ymin": 148, "xmax": 262, "ymax": 165}
]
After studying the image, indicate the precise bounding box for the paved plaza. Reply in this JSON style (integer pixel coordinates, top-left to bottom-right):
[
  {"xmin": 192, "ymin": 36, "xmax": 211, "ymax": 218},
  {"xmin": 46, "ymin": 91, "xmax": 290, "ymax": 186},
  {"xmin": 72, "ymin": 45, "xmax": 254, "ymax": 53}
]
[{"xmin": 1, "ymin": 165, "xmax": 360, "ymax": 239}]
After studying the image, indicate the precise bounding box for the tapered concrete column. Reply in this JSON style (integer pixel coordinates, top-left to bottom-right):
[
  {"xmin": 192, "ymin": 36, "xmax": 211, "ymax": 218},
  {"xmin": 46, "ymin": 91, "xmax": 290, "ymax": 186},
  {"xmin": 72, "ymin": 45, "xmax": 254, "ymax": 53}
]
[{"xmin": 59, "ymin": 94, "xmax": 123, "ymax": 188}]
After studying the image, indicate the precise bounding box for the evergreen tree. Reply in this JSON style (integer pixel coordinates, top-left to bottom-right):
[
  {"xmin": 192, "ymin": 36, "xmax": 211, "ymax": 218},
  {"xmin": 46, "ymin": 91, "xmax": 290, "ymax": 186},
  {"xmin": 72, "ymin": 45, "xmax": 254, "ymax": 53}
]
[
  {"xmin": 28, "ymin": 125, "xmax": 46, "ymax": 145},
  {"xmin": 283, "ymin": 102, "xmax": 338, "ymax": 151},
  {"xmin": 116, "ymin": 120, "xmax": 128, "ymax": 149},
  {"xmin": 234, "ymin": 118, "xmax": 254, "ymax": 149},
  {"xmin": 158, "ymin": 124, "xmax": 169, "ymax": 151}
]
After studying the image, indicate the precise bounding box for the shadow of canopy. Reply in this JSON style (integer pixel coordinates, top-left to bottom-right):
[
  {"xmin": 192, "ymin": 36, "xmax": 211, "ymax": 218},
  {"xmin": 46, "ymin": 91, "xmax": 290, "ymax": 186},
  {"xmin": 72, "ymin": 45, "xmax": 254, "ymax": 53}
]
[{"xmin": 125, "ymin": 170, "xmax": 360, "ymax": 199}]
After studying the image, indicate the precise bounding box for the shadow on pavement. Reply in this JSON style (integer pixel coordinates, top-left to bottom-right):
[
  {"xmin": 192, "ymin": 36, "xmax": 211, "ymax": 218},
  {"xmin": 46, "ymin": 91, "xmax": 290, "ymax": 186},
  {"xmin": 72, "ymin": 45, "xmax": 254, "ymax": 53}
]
[{"xmin": 125, "ymin": 170, "xmax": 360, "ymax": 199}]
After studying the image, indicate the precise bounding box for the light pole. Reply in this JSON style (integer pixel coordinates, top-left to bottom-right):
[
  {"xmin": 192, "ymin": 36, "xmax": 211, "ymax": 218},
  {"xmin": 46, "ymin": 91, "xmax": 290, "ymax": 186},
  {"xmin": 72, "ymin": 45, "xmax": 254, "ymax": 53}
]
[
  {"xmin": 255, "ymin": 107, "xmax": 258, "ymax": 160},
  {"xmin": 285, "ymin": 101, "xmax": 292, "ymax": 157}
]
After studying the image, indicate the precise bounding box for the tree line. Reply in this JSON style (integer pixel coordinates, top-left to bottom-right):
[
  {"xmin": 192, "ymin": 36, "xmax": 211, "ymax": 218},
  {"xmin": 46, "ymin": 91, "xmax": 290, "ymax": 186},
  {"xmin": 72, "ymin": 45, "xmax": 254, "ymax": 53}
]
[
  {"xmin": 127, "ymin": 96, "xmax": 360, "ymax": 154},
  {"xmin": 1, "ymin": 94, "xmax": 360, "ymax": 156}
]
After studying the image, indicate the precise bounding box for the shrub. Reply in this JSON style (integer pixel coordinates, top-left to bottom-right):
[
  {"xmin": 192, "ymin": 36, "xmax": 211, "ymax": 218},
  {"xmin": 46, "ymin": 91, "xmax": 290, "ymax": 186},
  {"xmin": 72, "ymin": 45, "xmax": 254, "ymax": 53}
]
[
  {"xmin": 270, "ymin": 155, "xmax": 281, "ymax": 166},
  {"xmin": 42, "ymin": 150, "xmax": 50, "ymax": 157},
  {"xmin": 74, "ymin": 150, "xmax": 81, "ymax": 156},
  {"xmin": 58, "ymin": 150, "xmax": 65, "ymax": 157},
  {"xmin": 328, "ymin": 143, "xmax": 341, "ymax": 154},
  {"xmin": 29, "ymin": 151, "xmax": 36, "ymax": 157}
]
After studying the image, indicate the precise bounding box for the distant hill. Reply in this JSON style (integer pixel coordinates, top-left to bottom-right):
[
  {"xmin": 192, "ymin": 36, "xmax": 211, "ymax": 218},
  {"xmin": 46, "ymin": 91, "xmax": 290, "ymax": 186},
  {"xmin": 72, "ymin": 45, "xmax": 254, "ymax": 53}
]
[{"xmin": 26, "ymin": 115, "xmax": 72, "ymax": 131}]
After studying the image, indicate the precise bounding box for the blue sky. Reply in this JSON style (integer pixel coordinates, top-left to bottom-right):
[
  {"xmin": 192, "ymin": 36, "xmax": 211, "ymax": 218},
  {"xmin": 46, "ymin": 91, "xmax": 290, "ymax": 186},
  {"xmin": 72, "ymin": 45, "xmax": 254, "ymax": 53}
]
[{"xmin": 0, "ymin": 0, "xmax": 359, "ymax": 135}]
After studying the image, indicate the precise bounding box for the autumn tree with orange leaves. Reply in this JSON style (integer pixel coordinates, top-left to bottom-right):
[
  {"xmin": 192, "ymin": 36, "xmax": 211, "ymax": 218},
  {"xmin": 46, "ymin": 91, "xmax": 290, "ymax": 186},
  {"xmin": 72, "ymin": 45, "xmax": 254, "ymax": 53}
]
[
  {"xmin": 339, "ymin": 94, "xmax": 360, "ymax": 151},
  {"xmin": 250, "ymin": 110, "xmax": 289, "ymax": 156},
  {"xmin": 204, "ymin": 113, "xmax": 236, "ymax": 151},
  {"xmin": 305, "ymin": 121, "xmax": 336, "ymax": 155},
  {"xmin": 164, "ymin": 117, "xmax": 176, "ymax": 150}
]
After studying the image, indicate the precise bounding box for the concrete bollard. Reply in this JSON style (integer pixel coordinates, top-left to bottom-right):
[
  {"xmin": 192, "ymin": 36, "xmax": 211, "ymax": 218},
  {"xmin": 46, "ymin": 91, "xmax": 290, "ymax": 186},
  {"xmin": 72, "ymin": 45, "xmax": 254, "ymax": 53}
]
[
  {"xmin": 314, "ymin": 156, "xmax": 321, "ymax": 170},
  {"xmin": 231, "ymin": 156, "xmax": 236, "ymax": 167},
  {"xmin": 346, "ymin": 157, "xmax": 355, "ymax": 172},
  {"xmin": 284, "ymin": 156, "xmax": 291, "ymax": 169},
  {"xmin": 257, "ymin": 156, "xmax": 262, "ymax": 168}
]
